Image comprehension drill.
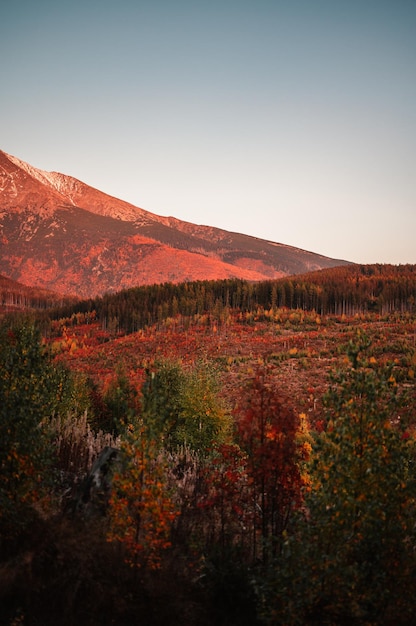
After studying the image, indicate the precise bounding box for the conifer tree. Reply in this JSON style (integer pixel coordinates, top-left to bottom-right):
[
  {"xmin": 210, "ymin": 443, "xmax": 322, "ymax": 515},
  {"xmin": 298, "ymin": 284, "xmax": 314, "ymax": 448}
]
[{"xmin": 0, "ymin": 319, "xmax": 58, "ymax": 540}]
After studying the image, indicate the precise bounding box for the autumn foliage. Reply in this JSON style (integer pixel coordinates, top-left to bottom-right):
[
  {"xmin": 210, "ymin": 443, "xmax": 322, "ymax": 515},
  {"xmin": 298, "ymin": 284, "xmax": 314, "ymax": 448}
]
[
  {"xmin": 1, "ymin": 266, "xmax": 416, "ymax": 625},
  {"xmin": 234, "ymin": 365, "xmax": 309, "ymax": 561},
  {"xmin": 107, "ymin": 425, "xmax": 178, "ymax": 569}
]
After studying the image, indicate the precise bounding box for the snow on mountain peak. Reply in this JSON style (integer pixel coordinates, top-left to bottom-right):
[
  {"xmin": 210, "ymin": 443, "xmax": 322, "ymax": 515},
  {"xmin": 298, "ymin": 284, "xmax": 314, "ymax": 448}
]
[{"xmin": 5, "ymin": 152, "xmax": 79, "ymax": 204}]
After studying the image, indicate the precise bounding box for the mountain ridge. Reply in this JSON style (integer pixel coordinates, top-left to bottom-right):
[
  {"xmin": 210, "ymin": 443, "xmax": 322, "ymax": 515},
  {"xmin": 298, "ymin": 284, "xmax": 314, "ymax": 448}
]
[{"xmin": 0, "ymin": 150, "xmax": 351, "ymax": 297}]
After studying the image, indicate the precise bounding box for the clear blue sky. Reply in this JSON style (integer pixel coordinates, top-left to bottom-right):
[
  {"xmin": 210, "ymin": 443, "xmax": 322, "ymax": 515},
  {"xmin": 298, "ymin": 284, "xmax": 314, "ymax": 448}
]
[{"xmin": 1, "ymin": 0, "xmax": 415, "ymax": 264}]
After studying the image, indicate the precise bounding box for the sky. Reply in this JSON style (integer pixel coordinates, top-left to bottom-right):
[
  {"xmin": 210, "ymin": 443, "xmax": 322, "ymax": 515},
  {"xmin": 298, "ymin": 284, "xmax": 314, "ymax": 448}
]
[{"xmin": 1, "ymin": 0, "xmax": 415, "ymax": 265}]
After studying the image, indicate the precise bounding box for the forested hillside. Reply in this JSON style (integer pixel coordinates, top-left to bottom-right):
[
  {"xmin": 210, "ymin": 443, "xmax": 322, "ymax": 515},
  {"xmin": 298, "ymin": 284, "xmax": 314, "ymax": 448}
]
[
  {"xmin": 0, "ymin": 274, "xmax": 76, "ymax": 311},
  {"xmin": 42, "ymin": 263, "xmax": 416, "ymax": 334},
  {"xmin": 1, "ymin": 264, "xmax": 416, "ymax": 625}
]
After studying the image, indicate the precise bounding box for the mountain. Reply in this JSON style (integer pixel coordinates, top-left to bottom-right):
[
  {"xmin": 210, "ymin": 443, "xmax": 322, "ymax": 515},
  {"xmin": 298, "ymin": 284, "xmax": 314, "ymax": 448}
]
[{"xmin": 0, "ymin": 150, "xmax": 350, "ymax": 298}]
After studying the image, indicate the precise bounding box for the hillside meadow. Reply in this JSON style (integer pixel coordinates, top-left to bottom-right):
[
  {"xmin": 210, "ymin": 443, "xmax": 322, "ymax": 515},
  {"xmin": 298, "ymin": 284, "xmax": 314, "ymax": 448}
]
[{"xmin": 1, "ymin": 264, "xmax": 416, "ymax": 625}]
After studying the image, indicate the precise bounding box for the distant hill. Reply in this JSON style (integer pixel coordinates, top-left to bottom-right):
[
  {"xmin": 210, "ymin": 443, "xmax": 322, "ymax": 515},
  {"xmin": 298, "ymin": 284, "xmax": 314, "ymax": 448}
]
[
  {"xmin": 0, "ymin": 150, "xmax": 350, "ymax": 298},
  {"xmin": 0, "ymin": 274, "xmax": 75, "ymax": 311}
]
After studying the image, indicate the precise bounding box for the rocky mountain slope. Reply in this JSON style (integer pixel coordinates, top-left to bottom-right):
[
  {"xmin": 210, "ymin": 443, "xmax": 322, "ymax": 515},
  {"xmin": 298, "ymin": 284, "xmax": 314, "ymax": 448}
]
[{"xmin": 0, "ymin": 150, "xmax": 350, "ymax": 298}]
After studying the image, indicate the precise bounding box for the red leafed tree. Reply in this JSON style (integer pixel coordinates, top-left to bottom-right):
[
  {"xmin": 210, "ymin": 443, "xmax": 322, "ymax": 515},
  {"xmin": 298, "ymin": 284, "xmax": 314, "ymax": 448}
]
[
  {"xmin": 197, "ymin": 443, "xmax": 252, "ymax": 556},
  {"xmin": 234, "ymin": 364, "xmax": 308, "ymax": 562}
]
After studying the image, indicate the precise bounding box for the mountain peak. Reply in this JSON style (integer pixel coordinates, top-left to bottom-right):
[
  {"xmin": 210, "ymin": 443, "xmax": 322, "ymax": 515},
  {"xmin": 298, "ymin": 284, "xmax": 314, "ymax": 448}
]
[
  {"xmin": 5, "ymin": 151, "xmax": 70, "ymax": 195},
  {"xmin": 0, "ymin": 150, "xmax": 351, "ymax": 297}
]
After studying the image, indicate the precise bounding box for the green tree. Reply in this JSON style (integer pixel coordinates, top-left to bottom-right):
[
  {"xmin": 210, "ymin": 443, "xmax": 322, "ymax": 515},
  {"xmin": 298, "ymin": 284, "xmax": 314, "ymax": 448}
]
[
  {"xmin": 102, "ymin": 364, "xmax": 139, "ymax": 434},
  {"xmin": 140, "ymin": 359, "xmax": 184, "ymax": 443},
  {"xmin": 140, "ymin": 359, "xmax": 231, "ymax": 453},
  {"xmin": 175, "ymin": 361, "xmax": 231, "ymax": 452},
  {"xmin": 265, "ymin": 334, "xmax": 416, "ymax": 625},
  {"xmin": 0, "ymin": 319, "xmax": 67, "ymax": 540}
]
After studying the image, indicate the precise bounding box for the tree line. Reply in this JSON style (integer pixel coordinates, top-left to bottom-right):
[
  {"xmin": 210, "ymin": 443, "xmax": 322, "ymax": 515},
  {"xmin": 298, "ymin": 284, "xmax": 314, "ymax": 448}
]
[
  {"xmin": 0, "ymin": 274, "xmax": 76, "ymax": 311},
  {"xmin": 40, "ymin": 263, "xmax": 416, "ymax": 335}
]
